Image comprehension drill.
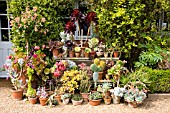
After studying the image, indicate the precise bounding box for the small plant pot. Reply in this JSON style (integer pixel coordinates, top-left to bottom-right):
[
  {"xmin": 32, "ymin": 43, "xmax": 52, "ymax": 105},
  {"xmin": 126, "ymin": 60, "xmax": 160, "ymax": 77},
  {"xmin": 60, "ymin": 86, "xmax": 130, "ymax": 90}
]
[
  {"xmin": 98, "ymin": 71, "xmax": 103, "ymax": 80},
  {"xmin": 39, "ymin": 98, "xmax": 48, "ymax": 106},
  {"xmin": 89, "ymin": 99, "xmax": 102, "ymax": 106},
  {"xmin": 28, "ymin": 97, "xmax": 37, "ymax": 104},
  {"xmin": 113, "ymin": 96, "xmax": 120, "ymax": 104},
  {"xmin": 69, "ymin": 51, "xmax": 75, "ymax": 58},
  {"xmin": 71, "ymin": 99, "xmax": 83, "ymax": 105},
  {"xmin": 62, "ymin": 98, "xmax": 70, "ymax": 105},
  {"xmin": 84, "ymin": 52, "xmax": 90, "ymax": 58},
  {"xmin": 104, "ymin": 97, "xmax": 112, "ymax": 105},
  {"xmin": 52, "ymin": 48, "xmax": 59, "ymax": 58},
  {"xmin": 80, "ymin": 93, "xmax": 90, "ymax": 102},
  {"xmin": 113, "ymin": 51, "xmax": 119, "ymax": 58},
  {"xmin": 104, "ymin": 52, "xmax": 108, "ymax": 58},
  {"xmin": 55, "ymin": 95, "xmax": 62, "ymax": 104},
  {"xmin": 11, "ymin": 89, "xmax": 23, "ymax": 100},
  {"xmin": 75, "ymin": 52, "xmax": 80, "ymax": 58}
]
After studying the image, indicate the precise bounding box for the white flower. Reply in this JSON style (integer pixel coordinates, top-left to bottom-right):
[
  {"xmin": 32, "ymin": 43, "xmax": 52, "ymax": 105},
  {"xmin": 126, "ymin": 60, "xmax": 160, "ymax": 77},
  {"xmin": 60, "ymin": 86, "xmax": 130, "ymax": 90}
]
[{"xmin": 18, "ymin": 58, "xmax": 24, "ymax": 66}]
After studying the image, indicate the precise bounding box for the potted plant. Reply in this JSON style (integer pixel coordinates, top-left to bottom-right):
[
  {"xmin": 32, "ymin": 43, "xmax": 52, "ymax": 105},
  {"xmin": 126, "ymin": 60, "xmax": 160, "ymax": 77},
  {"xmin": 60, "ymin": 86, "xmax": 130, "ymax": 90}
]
[
  {"xmin": 107, "ymin": 60, "xmax": 128, "ymax": 87},
  {"xmin": 4, "ymin": 56, "xmax": 27, "ymax": 100},
  {"xmin": 71, "ymin": 94, "xmax": 83, "ymax": 105},
  {"xmin": 88, "ymin": 92, "xmax": 102, "ymax": 106},
  {"xmin": 102, "ymin": 82, "xmax": 112, "ymax": 105},
  {"xmin": 26, "ymin": 86, "xmax": 37, "ymax": 104},
  {"xmin": 90, "ymin": 59, "xmax": 101, "ymax": 89},
  {"xmin": 48, "ymin": 40, "xmax": 64, "ymax": 58},
  {"xmin": 98, "ymin": 60, "xmax": 106, "ymax": 80},
  {"xmin": 84, "ymin": 47, "xmax": 91, "ymax": 58},
  {"xmin": 124, "ymin": 82, "xmax": 147, "ymax": 108},
  {"xmin": 39, "ymin": 87, "xmax": 49, "ymax": 106},
  {"xmin": 110, "ymin": 87, "xmax": 125, "ymax": 104},
  {"xmin": 74, "ymin": 46, "xmax": 81, "ymax": 58},
  {"xmin": 79, "ymin": 70, "xmax": 92, "ymax": 102},
  {"xmin": 61, "ymin": 93, "xmax": 71, "ymax": 105}
]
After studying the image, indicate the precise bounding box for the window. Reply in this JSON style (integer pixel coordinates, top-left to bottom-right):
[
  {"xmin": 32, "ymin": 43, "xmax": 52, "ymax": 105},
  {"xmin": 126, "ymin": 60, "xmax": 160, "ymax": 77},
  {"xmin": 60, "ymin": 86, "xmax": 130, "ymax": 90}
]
[{"xmin": 0, "ymin": 0, "xmax": 11, "ymax": 41}]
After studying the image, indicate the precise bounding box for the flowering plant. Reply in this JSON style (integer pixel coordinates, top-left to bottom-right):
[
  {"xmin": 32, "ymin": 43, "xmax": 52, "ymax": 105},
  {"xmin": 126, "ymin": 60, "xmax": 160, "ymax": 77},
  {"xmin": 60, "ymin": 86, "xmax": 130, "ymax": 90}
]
[
  {"xmin": 3, "ymin": 54, "xmax": 27, "ymax": 90},
  {"xmin": 60, "ymin": 70, "xmax": 81, "ymax": 93},
  {"xmin": 74, "ymin": 46, "xmax": 81, "ymax": 52},
  {"xmin": 51, "ymin": 60, "xmax": 66, "ymax": 78},
  {"xmin": 10, "ymin": 6, "xmax": 48, "ymax": 50}
]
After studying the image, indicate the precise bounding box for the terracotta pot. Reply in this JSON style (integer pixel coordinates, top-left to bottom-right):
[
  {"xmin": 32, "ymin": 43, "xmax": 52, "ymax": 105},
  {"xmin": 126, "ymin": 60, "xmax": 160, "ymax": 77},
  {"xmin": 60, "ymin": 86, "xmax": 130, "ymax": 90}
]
[
  {"xmin": 39, "ymin": 98, "xmax": 48, "ymax": 106},
  {"xmin": 80, "ymin": 93, "xmax": 90, "ymax": 102},
  {"xmin": 28, "ymin": 97, "xmax": 37, "ymax": 104},
  {"xmin": 69, "ymin": 51, "xmax": 75, "ymax": 58},
  {"xmin": 90, "ymin": 51, "xmax": 96, "ymax": 59},
  {"xmin": 96, "ymin": 52, "xmax": 103, "ymax": 57},
  {"xmin": 11, "ymin": 89, "xmax": 23, "ymax": 100},
  {"xmin": 52, "ymin": 48, "xmax": 59, "ymax": 58},
  {"xmin": 98, "ymin": 72, "xmax": 103, "ymax": 80},
  {"xmin": 84, "ymin": 52, "xmax": 90, "ymax": 58},
  {"xmin": 104, "ymin": 97, "xmax": 112, "ymax": 105},
  {"xmin": 55, "ymin": 95, "xmax": 62, "ymax": 104},
  {"xmin": 75, "ymin": 52, "xmax": 80, "ymax": 58},
  {"xmin": 113, "ymin": 96, "xmax": 120, "ymax": 104},
  {"xmin": 105, "ymin": 91, "xmax": 111, "ymax": 97},
  {"xmin": 128, "ymin": 102, "xmax": 138, "ymax": 108},
  {"xmin": 89, "ymin": 99, "xmax": 102, "ymax": 106},
  {"xmin": 113, "ymin": 51, "xmax": 119, "ymax": 58},
  {"xmin": 71, "ymin": 99, "xmax": 83, "ymax": 105}
]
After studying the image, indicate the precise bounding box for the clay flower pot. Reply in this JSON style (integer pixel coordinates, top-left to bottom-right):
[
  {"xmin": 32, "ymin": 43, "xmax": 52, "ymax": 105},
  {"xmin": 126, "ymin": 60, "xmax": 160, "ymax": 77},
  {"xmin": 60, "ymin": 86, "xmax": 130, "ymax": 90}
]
[
  {"xmin": 104, "ymin": 97, "xmax": 112, "ymax": 105},
  {"xmin": 128, "ymin": 102, "xmax": 138, "ymax": 108},
  {"xmin": 80, "ymin": 93, "xmax": 90, "ymax": 102},
  {"xmin": 75, "ymin": 52, "xmax": 80, "ymax": 58},
  {"xmin": 98, "ymin": 72, "xmax": 103, "ymax": 80},
  {"xmin": 84, "ymin": 52, "xmax": 90, "ymax": 58},
  {"xmin": 69, "ymin": 51, "xmax": 75, "ymax": 58},
  {"xmin": 28, "ymin": 97, "xmax": 37, "ymax": 104},
  {"xmin": 89, "ymin": 99, "xmax": 102, "ymax": 106},
  {"xmin": 39, "ymin": 98, "xmax": 48, "ymax": 106},
  {"xmin": 52, "ymin": 48, "xmax": 59, "ymax": 58},
  {"xmin": 55, "ymin": 95, "xmax": 62, "ymax": 104},
  {"xmin": 71, "ymin": 99, "xmax": 83, "ymax": 105},
  {"xmin": 11, "ymin": 89, "xmax": 23, "ymax": 100},
  {"xmin": 62, "ymin": 98, "xmax": 70, "ymax": 105}
]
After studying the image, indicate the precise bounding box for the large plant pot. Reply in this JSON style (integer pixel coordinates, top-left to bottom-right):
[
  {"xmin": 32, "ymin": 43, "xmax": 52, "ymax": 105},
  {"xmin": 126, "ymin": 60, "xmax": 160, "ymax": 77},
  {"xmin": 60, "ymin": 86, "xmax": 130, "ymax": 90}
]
[
  {"xmin": 55, "ymin": 95, "xmax": 62, "ymax": 104},
  {"xmin": 39, "ymin": 98, "xmax": 48, "ymax": 106},
  {"xmin": 62, "ymin": 98, "xmax": 70, "ymax": 105},
  {"xmin": 104, "ymin": 97, "xmax": 112, "ymax": 105},
  {"xmin": 71, "ymin": 99, "xmax": 83, "ymax": 105},
  {"xmin": 28, "ymin": 97, "xmax": 37, "ymax": 104},
  {"xmin": 11, "ymin": 89, "xmax": 23, "ymax": 100},
  {"xmin": 80, "ymin": 93, "xmax": 90, "ymax": 102},
  {"xmin": 89, "ymin": 99, "xmax": 102, "ymax": 106}
]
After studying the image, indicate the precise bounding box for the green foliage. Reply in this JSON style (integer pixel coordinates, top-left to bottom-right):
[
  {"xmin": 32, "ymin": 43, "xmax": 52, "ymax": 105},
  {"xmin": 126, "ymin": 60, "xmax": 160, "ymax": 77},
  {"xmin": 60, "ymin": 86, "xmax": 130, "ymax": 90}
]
[
  {"xmin": 71, "ymin": 94, "xmax": 82, "ymax": 101},
  {"xmin": 125, "ymin": 67, "xmax": 170, "ymax": 93},
  {"xmin": 90, "ymin": 64, "xmax": 101, "ymax": 72},
  {"xmin": 88, "ymin": 92, "xmax": 102, "ymax": 100},
  {"xmin": 8, "ymin": 0, "xmax": 74, "ymax": 50}
]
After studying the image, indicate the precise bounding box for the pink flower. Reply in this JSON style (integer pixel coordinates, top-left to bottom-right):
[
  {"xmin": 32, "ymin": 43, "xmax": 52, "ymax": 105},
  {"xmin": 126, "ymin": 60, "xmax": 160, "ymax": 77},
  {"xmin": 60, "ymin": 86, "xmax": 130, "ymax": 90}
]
[
  {"xmin": 44, "ymin": 31, "xmax": 46, "ymax": 34},
  {"xmin": 34, "ymin": 46, "xmax": 40, "ymax": 50},
  {"xmin": 15, "ymin": 17, "xmax": 20, "ymax": 23},
  {"xmin": 7, "ymin": 55, "xmax": 12, "ymax": 59},
  {"xmin": 42, "ymin": 45, "xmax": 46, "ymax": 49},
  {"xmin": 33, "ymin": 6, "xmax": 38, "ymax": 12},
  {"xmin": 34, "ymin": 13, "xmax": 38, "ymax": 18},
  {"xmin": 54, "ymin": 71, "xmax": 61, "ymax": 77},
  {"xmin": 33, "ymin": 53, "xmax": 37, "ymax": 58},
  {"xmin": 41, "ymin": 18, "xmax": 46, "ymax": 22}
]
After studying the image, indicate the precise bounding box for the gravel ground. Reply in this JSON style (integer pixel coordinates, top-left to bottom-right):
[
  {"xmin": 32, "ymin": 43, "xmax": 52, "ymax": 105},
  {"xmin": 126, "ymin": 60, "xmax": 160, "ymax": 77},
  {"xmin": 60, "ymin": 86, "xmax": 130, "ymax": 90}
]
[{"xmin": 0, "ymin": 79, "xmax": 170, "ymax": 113}]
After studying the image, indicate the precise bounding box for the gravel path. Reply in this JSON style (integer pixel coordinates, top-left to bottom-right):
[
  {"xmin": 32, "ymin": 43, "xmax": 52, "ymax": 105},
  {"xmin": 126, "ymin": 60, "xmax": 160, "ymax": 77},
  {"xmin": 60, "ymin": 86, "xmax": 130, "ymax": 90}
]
[{"xmin": 0, "ymin": 79, "xmax": 170, "ymax": 113}]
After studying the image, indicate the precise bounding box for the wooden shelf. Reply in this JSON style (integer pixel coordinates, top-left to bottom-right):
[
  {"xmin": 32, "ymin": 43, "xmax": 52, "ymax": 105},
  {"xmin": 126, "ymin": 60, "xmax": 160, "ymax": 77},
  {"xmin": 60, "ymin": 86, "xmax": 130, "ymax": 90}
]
[{"xmin": 54, "ymin": 57, "xmax": 119, "ymax": 61}]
